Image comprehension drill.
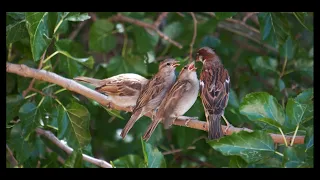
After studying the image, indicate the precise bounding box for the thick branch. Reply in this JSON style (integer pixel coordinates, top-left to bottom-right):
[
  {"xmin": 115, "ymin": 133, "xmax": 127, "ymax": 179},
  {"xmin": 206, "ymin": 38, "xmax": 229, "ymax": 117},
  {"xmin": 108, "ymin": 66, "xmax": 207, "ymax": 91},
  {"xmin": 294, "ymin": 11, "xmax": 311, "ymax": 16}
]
[
  {"xmin": 35, "ymin": 128, "xmax": 112, "ymax": 168},
  {"xmin": 109, "ymin": 13, "xmax": 183, "ymax": 49},
  {"xmin": 154, "ymin": 12, "xmax": 169, "ymax": 27},
  {"xmin": 6, "ymin": 62, "xmax": 305, "ymax": 145}
]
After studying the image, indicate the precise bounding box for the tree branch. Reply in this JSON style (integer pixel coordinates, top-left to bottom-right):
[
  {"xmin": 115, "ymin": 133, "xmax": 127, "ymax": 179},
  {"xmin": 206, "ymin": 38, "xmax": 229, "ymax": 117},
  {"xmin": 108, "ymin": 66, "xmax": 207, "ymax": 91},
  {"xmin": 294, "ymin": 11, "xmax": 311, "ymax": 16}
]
[
  {"xmin": 109, "ymin": 13, "xmax": 183, "ymax": 49},
  {"xmin": 35, "ymin": 128, "xmax": 112, "ymax": 168},
  {"xmin": 189, "ymin": 12, "xmax": 197, "ymax": 62},
  {"xmin": 6, "ymin": 144, "xmax": 19, "ymax": 167},
  {"xmin": 6, "ymin": 62, "xmax": 305, "ymax": 145},
  {"xmin": 154, "ymin": 12, "xmax": 169, "ymax": 28}
]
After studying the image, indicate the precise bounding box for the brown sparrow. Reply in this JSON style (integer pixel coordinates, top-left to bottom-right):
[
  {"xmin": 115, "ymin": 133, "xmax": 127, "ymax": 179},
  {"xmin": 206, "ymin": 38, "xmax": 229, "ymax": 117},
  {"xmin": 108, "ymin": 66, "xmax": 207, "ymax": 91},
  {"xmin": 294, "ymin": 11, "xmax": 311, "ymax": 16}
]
[
  {"xmin": 196, "ymin": 47, "xmax": 231, "ymax": 140},
  {"xmin": 74, "ymin": 73, "xmax": 148, "ymax": 109},
  {"xmin": 120, "ymin": 59, "xmax": 180, "ymax": 139},
  {"xmin": 142, "ymin": 61, "xmax": 199, "ymax": 141}
]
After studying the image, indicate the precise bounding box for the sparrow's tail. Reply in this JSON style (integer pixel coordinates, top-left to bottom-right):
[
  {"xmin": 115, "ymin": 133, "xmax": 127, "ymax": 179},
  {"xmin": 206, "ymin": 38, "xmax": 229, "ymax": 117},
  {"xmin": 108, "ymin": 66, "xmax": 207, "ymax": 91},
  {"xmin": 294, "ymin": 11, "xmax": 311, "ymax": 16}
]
[
  {"xmin": 120, "ymin": 108, "xmax": 143, "ymax": 139},
  {"xmin": 208, "ymin": 114, "xmax": 223, "ymax": 140},
  {"xmin": 73, "ymin": 76, "xmax": 103, "ymax": 87},
  {"xmin": 142, "ymin": 118, "xmax": 162, "ymax": 141}
]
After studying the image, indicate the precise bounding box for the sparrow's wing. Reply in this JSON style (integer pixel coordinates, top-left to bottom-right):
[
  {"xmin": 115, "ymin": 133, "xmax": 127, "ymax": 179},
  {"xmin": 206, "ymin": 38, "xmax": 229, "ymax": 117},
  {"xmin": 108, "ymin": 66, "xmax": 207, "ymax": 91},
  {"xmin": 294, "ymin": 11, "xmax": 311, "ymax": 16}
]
[
  {"xmin": 201, "ymin": 66, "xmax": 230, "ymax": 115},
  {"xmin": 133, "ymin": 74, "xmax": 165, "ymax": 112},
  {"xmin": 96, "ymin": 79, "xmax": 142, "ymax": 97}
]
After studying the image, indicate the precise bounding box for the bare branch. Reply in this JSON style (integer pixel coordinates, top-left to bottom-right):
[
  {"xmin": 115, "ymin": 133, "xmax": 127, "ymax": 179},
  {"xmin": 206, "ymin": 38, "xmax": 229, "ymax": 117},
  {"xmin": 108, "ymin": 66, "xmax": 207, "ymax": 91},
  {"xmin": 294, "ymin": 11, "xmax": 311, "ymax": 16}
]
[
  {"xmin": 154, "ymin": 12, "xmax": 169, "ymax": 28},
  {"xmin": 6, "ymin": 144, "xmax": 19, "ymax": 167},
  {"xmin": 35, "ymin": 128, "xmax": 112, "ymax": 168},
  {"xmin": 189, "ymin": 12, "xmax": 197, "ymax": 62},
  {"xmin": 176, "ymin": 12, "xmax": 185, "ymax": 17},
  {"xmin": 68, "ymin": 21, "xmax": 87, "ymax": 40},
  {"xmin": 6, "ymin": 62, "xmax": 305, "ymax": 145},
  {"xmin": 242, "ymin": 12, "xmax": 259, "ymax": 23},
  {"xmin": 109, "ymin": 13, "xmax": 183, "ymax": 49}
]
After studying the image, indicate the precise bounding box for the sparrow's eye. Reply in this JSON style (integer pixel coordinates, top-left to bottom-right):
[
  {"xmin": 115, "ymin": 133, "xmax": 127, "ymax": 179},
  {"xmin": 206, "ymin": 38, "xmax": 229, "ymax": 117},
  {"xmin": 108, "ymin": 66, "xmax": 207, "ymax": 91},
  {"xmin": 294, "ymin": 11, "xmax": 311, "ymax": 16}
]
[
  {"xmin": 184, "ymin": 66, "xmax": 187, "ymax": 69},
  {"xmin": 166, "ymin": 63, "xmax": 170, "ymax": 66}
]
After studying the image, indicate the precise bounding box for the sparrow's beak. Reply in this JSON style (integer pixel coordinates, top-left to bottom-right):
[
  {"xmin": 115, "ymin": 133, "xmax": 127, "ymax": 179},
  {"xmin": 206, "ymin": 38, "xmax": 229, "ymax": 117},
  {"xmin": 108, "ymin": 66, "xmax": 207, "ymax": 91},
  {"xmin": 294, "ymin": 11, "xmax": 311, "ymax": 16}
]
[
  {"xmin": 172, "ymin": 61, "xmax": 180, "ymax": 67},
  {"xmin": 188, "ymin": 61, "xmax": 197, "ymax": 71}
]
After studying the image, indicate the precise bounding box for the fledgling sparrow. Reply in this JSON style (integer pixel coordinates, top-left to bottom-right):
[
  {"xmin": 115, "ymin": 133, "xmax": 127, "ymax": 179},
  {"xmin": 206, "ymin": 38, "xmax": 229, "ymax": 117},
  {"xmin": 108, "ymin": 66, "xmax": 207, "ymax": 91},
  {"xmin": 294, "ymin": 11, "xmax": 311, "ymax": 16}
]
[
  {"xmin": 120, "ymin": 59, "xmax": 180, "ymax": 139},
  {"xmin": 74, "ymin": 73, "xmax": 148, "ymax": 109},
  {"xmin": 196, "ymin": 47, "xmax": 231, "ymax": 140},
  {"xmin": 142, "ymin": 61, "xmax": 199, "ymax": 141}
]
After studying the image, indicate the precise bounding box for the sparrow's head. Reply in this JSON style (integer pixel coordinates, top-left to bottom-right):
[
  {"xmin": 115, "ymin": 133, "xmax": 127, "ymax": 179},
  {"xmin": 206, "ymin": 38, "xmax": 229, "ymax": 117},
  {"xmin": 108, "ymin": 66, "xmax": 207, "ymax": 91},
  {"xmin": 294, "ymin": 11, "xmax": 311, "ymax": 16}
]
[
  {"xmin": 178, "ymin": 61, "xmax": 198, "ymax": 80},
  {"xmin": 196, "ymin": 47, "xmax": 217, "ymax": 63},
  {"xmin": 159, "ymin": 58, "xmax": 180, "ymax": 73}
]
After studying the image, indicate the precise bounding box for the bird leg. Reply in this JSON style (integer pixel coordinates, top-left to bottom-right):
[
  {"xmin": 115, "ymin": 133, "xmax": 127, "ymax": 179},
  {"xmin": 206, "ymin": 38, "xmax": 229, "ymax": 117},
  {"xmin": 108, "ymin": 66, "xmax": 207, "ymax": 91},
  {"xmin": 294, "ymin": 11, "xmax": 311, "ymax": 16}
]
[{"xmin": 222, "ymin": 115, "xmax": 233, "ymax": 134}]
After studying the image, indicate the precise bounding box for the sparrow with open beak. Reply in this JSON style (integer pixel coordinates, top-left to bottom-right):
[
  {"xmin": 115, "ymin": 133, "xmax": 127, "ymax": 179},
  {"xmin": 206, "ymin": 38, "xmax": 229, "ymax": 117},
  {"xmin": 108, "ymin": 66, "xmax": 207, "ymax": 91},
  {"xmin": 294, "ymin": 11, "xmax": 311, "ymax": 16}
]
[
  {"xmin": 142, "ymin": 61, "xmax": 199, "ymax": 141},
  {"xmin": 74, "ymin": 73, "xmax": 148, "ymax": 109},
  {"xmin": 120, "ymin": 59, "xmax": 180, "ymax": 139},
  {"xmin": 196, "ymin": 47, "xmax": 231, "ymax": 140}
]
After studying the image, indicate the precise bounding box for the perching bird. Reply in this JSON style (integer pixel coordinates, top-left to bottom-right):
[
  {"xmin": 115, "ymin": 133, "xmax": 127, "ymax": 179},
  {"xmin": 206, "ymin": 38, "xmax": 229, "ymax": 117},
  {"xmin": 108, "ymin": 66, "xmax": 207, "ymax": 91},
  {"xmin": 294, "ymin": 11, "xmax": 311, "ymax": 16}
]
[
  {"xmin": 196, "ymin": 47, "xmax": 231, "ymax": 140},
  {"xmin": 142, "ymin": 61, "xmax": 199, "ymax": 141},
  {"xmin": 120, "ymin": 59, "xmax": 180, "ymax": 139},
  {"xmin": 74, "ymin": 73, "xmax": 148, "ymax": 109}
]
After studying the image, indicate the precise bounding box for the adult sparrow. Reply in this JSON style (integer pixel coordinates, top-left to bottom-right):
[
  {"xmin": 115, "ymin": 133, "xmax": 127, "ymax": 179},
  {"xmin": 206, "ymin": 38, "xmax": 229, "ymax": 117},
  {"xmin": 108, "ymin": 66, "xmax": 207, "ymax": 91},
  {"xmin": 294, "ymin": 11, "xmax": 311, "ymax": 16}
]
[
  {"xmin": 142, "ymin": 61, "xmax": 199, "ymax": 141},
  {"xmin": 196, "ymin": 47, "xmax": 231, "ymax": 140},
  {"xmin": 120, "ymin": 59, "xmax": 180, "ymax": 139},
  {"xmin": 74, "ymin": 73, "xmax": 148, "ymax": 109}
]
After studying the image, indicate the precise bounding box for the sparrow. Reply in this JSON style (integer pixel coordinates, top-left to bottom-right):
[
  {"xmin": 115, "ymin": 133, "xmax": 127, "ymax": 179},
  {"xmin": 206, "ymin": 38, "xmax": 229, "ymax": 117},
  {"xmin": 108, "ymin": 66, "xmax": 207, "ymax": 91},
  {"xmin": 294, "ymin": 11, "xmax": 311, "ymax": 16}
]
[
  {"xmin": 142, "ymin": 61, "xmax": 199, "ymax": 141},
  {"xmin": 196, "ymin": 47, "xmax": 231, "ymax": 140},
  {"xmin": 73, "ymin": 73, "xmax": 148, "ymax": 109},
  {"xmin": 120, "ymin": 59, "xmax": 180, "ymax": 139}
]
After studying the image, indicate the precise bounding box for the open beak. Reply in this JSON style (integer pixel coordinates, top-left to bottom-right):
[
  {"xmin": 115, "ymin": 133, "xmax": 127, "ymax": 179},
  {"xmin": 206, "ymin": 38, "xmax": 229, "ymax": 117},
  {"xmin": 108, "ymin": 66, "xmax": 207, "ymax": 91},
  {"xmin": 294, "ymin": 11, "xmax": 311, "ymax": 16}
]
[
  {"xmin": 188, "ymin": 61, "xmax": 197, "ymax": 71},
  {"xmin": 172, "ymin": 61, "xmax": 180, "ymax": 67}
]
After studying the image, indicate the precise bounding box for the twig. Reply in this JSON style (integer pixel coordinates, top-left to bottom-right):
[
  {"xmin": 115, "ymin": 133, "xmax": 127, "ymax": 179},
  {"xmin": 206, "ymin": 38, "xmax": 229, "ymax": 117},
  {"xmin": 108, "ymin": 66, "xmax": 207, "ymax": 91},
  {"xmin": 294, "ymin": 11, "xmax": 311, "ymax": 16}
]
[
  {"xmin": 22, "ymin": 50, "xmax": 47, "ymax": 97},
  {"xmin": 35, "ymin": 128, "xmax": 112, "ymax": 168},
  {"xmin": 30, "ymin": 87, "xmax": 58, "ymax": 99},
  {"xmin": 6, "ymin": 62, "xmax": 305, "ymax": 145},
  {"xmin": 189, "ymin": 12, "xmax": 197, "ymax": 62},
  {"xmin": 88, "ymin": 12, "xmax": 97, "ymax": 22},
  {"xmin": 242, "ymin": 12, "xmax": 259, "ymax": 23},
  {"xmin": 162, "ymin": 146, "xmax": 196, "ymax": 155},
  {"xmin": 154, "ymin": 12, "xmax": 169, "ymax": 28},
  {"xmin": 176, "ymin": 12, "xmax": 185, "ymax": 17},
  {"xmin": 109, "ymin": 13, "xmax": 183, "ymax": 49},
  {"xmin": 180, "ymin": 155, "xmax": 216, "ymax": 168},
  {"xmin": 68, "ymin": 21, "xmax": 87, "ymax": 40},
  {"xmin": 6, "ymin": 144, "xmax": 19, "ymax": 167}
]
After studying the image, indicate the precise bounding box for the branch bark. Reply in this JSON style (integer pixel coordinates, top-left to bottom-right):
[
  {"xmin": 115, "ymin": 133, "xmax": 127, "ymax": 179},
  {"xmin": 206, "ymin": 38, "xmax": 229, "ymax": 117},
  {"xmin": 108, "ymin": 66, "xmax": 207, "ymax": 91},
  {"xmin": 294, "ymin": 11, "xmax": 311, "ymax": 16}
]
[
  {"xmin": 6, "ymin": 62, "xmax": 305, "ymax": 145},
  {"xmin": 35, "ymin": 128, "xmax": 112, "ymax": 168},
  {"xmin": 109, "ymin": 13, "xmax": 183, "ymax": 49}
]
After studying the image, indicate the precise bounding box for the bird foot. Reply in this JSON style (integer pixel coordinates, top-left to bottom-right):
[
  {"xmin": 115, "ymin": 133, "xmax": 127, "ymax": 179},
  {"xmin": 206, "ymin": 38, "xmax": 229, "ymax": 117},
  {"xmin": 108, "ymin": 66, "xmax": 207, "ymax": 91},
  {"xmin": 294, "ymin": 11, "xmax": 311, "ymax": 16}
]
[{"xmin": 106, "ymin": 102, "xmax": 114, "ymax": 109}]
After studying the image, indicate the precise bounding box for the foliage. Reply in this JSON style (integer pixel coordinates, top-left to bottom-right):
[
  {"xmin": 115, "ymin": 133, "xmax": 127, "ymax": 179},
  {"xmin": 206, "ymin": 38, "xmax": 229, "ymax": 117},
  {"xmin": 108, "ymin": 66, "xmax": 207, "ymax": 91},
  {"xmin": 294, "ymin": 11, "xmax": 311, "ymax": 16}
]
[{"xmin": 6, "ymin": 12, "xmax": 313, "ymax": 168}]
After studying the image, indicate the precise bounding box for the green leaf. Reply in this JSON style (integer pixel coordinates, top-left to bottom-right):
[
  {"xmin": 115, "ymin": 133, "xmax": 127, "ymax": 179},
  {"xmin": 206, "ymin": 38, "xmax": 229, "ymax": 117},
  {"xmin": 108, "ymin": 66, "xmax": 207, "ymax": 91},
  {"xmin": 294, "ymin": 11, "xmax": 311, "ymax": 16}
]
[
  {"xmin": 277, "ymin": 79, "xmax": 285, "ymax": 92},
  {"xmin": 6, "ymin": 20, "xmax": 29, "ymax": 45},
  {"xmin": 214, "ymin": 12, "xmax": 237, "ymax": 20},
  {"xmin": 285, "ymin": 98, "xmax": 308, "ymax": 126},
  {"xmin": 112, "ymin": 154, "xmax": 144, "ymax": 168},
  {"xmin": 258, "ymin": 12, "xmax": 290, "ymax": 45},
  {"xmin": 64, "ymin": 150, "xmax": 83, "ymax": 168},
  {"xmin": 57, "ymin": 102, "xmax": 91, "ymax": 149},
  {"xmin": 6, "ymin": 94, "xmax": 26, "ymax": 125},
  {"xmin": 305, "ymin": 127, "xmax": 313, "ymax": 152},
  {"xmin": 55, "ymin": 39, "xmax": 94, "ymax": 69},
  {"xmin": 249, "ymin": 56, "xmax": 278, "ymax": 73},
  {"xmin": 239, "ymin": 92, "xmax": 285, "ymax": 126},
  {"xmin": 200, "ymin": 35, "xmax": 221, "ymax": 48},
  {"xmin": 7, "ymin": 12, "xmax": 25, "ymax": 20},
  {"xmin": 295, "ymin": 88, "xmax": 313, "ymax": 104},
  {"xmin": 293, "ymin": 12, "xmax": 312, "ymax": 31},
  {"xmin": 64, "ymin": 13, "xmax": 91, "ymax": 22},
  {"xmin": 228, "ymin": 89, "xmax": 240, "ymax": 108},
  {"xmin": 279, "ymin": 36, "xmax": 294, "ymax": 60},
  {"xmin": 229, "ymin": 156, "xmax": 248, "ymax": 168},
  {"xmin": 141, "ymin": 138, "xmax": 166, "ymax": 168},
  {"xmin": 283, "ymin": 146, "xmax": 306, "ymax": 168},
  {"xmin": 89, "ymin": 19, "xmax": 116, "ymax": 53},
  {"xmin": 100, "ymin": 105, "xmax": 124, "ymax": 120},
  {"xmin": 19, "ymin": 102, "xmax": 42, "ymax": 138},
  {"xmin": 25, "ymin": 12, "xmax": 53, "ymax": 61},
  {"xmin": 208, "ymin": 131, "xmax": 275, "ymax": 163},
  {"xmin": 107, "ymin": 55, "xmax": 147, "ymax": 76},
  {"xmin": 133, "ymin": 27, "xmax": 159, "ymax": 53},
  {"xmin": 162, "ymin": 22, "xmax": 183, "ymax": 45},
  {"xmin": 256, "ymin": 117, "xmax": 282, "ymax": 129}
]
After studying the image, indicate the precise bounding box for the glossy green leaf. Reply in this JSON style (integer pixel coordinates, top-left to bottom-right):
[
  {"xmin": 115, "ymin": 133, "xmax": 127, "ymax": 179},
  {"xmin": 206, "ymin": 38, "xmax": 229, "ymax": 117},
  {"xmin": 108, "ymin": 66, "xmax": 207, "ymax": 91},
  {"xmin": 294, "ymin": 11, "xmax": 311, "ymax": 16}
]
[
  {"xmin": 214, "ymin": 12, "xmax": 237, "ymax": 20},
  {"xmin": 6, "ymin": 20, "xmax": 28, "ymax": 45},
  {"xmin": 293, "ymin": 12, "xmax": 312, "ymax": 31},
  {"xmin": 64, "ymin": 150, "xmax": 83, "ymax": 168},
  {"xmin": 7, "ymin": 12, "xmax": 25, "ymax": 20},
  {"xmin": 305, "ymin": 127, "xmax": 313, "ymax": 152},
  {"xmin": 286, "ymin": 98, "xmax": 308, "ymax": 126},
  {"xmin": 229, "ymin": 156, "xmax": 248, "ymax": 168},
  {"xmin": 100, "ymin": 105, "xmax": 124, "ymax": 120},
  {"xmin": 249, "ymin": 56, "xmax": 278, "ymax": 73},
  {"xmin": 141, "ymin": 138, "xmax": 166, "ymax": 168},
  {"xmin": 89, "ymin": 19, "xmax": 116, "ymax": 53},
  {"xmin": 6, "ymin": 94, "xmax": 26, "ymax": 125},
  {"xmin": 57, "ymin": 102, "xmax": 91, "ymax": 149},
  {"xmin": 112, "ymin": 154, "xmax": 144, "ymax": 168},
  {"xmin": 228, "ymin": 89, "xmax": 239, "ymax": 108},
  {"xmin": 200, "ymin": 35, "xmax": 221, "ymax": 49},
  {"xmin": 256, "ymin": 117, "xmax": 282, "ymax": 129},
  {"xmin": 107, "ymin": 55, "xmax": 147, "ymax": 77},
  {"xmin": 239, "ymin": 92, "xmax": 285, "ymax": 126},
  {"xmin": 55, "ymin": 39, "xmax": 94, "ymax": 69},
  {"xmin": 64, "ymin": 13, "xmax": 90, "ymax": 22},
  {"xmin": 19, "ymin": 102, "xmax": 42, "ymax": 138},
  {"xmin": 162, "ymin": 22, "xmax": 183, "ymax": 45},
  {"xmin": 133, "ymin": 27, "xmax": 159, "ymax": 53},
  {"xmin": 258, "ymin": 12, "xmax": 290, "ymax": 45},
  {"xmin": 279, "ymin": 36, "xmax": 294, "ymax": 60},
  {"xmin": 208, "ymin": 131, "xmax": 275, "ymax": 163},
  {"xmin": 283, "ymin": 146, "xmax": 307, "ymax": 168},
  {"xmin": 295, "ymin": 88, "xmax": 313, "ymax": 104},
  {"xmin": 277, "ymin": 79, "xmax": 285, "ymax": 92},
  {"xmin": 25, "ymin": 12, "xmax": 53, "ymax": 61}
]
